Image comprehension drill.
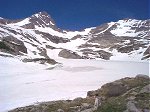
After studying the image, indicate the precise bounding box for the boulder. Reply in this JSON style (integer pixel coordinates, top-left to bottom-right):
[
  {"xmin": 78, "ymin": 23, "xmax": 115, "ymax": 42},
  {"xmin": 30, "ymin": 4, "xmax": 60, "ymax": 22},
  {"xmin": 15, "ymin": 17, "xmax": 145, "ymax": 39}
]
[
  {"xmin": 135, "ymin": 74, "xmax": 149, "ymax": 80},
  {"xmin": 72, "ymin": 97, "xmax": 83, "ymax": 103},
  {"xmin": 58, "ymin": 49, "xmax": 83, "ymax": 59},
  {"xmin": 100, "ymin": 81, "xmax": 127, "ymax": 97},
  {"xmin": 87, "ymin": 90, "xmax": 99, "ymax": 97},
  {"xmin": 126, "ymin": 101, "xmax": 141, "ymax": 112}
]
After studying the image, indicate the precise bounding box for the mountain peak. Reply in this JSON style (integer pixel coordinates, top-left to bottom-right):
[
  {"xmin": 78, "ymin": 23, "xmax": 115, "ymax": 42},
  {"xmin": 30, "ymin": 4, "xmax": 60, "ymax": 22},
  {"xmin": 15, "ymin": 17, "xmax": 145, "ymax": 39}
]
[
  {"xmin": 32, "ymin": 11, "xmax": 51, "ymax": 19},
  {"xmin": 9, "ymin": 11, "xmax": 57, "ymax": 29},
  {"xmin": 28, "ymin": 11, "xmax": 56, "ymax": 28},
  {"xmin": 37, "ymin": 11, "xmax": 50, "ymax": 16}
]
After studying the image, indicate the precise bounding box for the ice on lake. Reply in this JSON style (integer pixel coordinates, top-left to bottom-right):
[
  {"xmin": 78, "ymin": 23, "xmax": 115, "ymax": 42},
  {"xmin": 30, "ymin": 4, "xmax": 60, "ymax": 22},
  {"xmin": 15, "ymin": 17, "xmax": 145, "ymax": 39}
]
[{"xmin": 0, "ymin": 57, "xmax": 149, "ymax": 111}]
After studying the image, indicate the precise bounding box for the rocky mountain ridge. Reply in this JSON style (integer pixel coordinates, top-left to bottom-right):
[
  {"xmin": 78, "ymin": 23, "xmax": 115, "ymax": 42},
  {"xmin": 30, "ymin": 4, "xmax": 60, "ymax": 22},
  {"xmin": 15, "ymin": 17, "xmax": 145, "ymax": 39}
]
[{"xmin": 0, "ymin": 11, "xmax": 149, "ymax": 63}]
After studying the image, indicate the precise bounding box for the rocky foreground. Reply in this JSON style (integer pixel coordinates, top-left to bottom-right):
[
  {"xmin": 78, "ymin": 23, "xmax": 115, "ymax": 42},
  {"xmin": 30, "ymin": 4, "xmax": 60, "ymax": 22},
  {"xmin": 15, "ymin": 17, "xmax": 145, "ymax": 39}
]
[{"xmin": 9, "ymin": 74, "xmax": 150, "ymax": 112}]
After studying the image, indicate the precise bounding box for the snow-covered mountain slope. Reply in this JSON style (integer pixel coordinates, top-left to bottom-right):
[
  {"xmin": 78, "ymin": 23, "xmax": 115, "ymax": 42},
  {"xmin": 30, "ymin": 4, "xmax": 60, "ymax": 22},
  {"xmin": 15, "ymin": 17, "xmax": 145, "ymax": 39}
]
[{"xmin": 0, "ymin": 12, "xmax": 149, "ymax": 62}]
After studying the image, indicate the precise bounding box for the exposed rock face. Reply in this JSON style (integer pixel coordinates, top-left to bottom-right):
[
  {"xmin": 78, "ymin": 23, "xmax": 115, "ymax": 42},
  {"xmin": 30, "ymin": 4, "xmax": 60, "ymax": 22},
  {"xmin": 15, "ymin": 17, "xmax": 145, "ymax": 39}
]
[
  {"xmin": 22, "ymin": 11, "xmax": 57, "ymax": 29},
  {"xmin": 58, "ymin": 49, "xmax": 83, "ymax": 59},
  {"xmin": 96, "ymin": 50, "xmax": 112, "ymax": 60},
  {"xmin": 0, "ymin": 36, "xmax": 27, "ymax": 55},
  {"xmin": 0, "ymin": 12, "xmax": 149, "ymax": 61},
  {"xmin": 38, "ymin": 32, "xmax": 70, "ymax": 44},
  {"xmin": 87, "ymin": 81, "xmax": 128, "ymax": 97},
  {"xmin": 88, "ymin": 36, "xmax": 121, "ymax": 49},
  {"xmin": 87, "ymin": 75, "xmax": 150, "ymax": 98},
  {"xmin": 80, "ymin": 48, "xmax": 112, "ymax": 60},
  {"xmin": 100, "ymin": 81, "xmax": 127, "ymax": 97},
  {"xmin": 117, "ymin": 43, "xmax": 146, "ymax": 53},
  {"xmin": 142, "ymin": 46, "xmax": 150, "ymax": 60},
  {"xmin": 87, "ymin": 75, "xmax": 150, "ymax": 112},
  {"xmin": 140, "ymin": 84, "xmax": 150, "ymax": 93},
  {"xmin": 126, "ymin": 101, "xmax": 141, "ymax": 112},
  {"xmin": 135, "ymin": 74, "xmax": 150, "ymax": 80},
  {"xmin": 22, "ymin": 58, "xmax": 57, "ymax": 65}
]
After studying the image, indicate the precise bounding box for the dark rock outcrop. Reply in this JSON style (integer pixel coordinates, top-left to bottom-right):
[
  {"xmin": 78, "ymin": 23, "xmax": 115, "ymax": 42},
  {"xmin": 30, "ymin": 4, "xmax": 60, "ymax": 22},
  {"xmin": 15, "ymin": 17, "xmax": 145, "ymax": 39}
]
[
  {"xmin": 0, "ymin": 36, "xmax": 27, "ymax": 55},
  {"xmin": 87, "ymin": 75, "xmax": 150, "ymax": 98},
  {"xmin": 96, "ymin": 50, "xmax": 112, "ymax": 60},
  {"xmin": 87, "ymin": 75, "xmax": 150, "ymax": 112},
  {"xmin": 100, "ymin": 81, "xmax": 127, "ymax": 97},
  {"xmin": 142, "ymin": 46, "xmax": 150, "ymax": 60},
  {"xmin": 22, "ymin": 11, "xmax": 57, "ymax": 30},
  {"xmin": 140, "ymin": 84, "xmax": 150, "ymax": 94},
  {"xmin": 58, "ymin": 49, "xmax": 83, "ymax": 59},
  {"xmin": 22, "ymin": 58, "xmax": 57, "ymax": 65},
  {"xmin": 41, "ymin": 32, "xmax": 70, "ymax": 44}
]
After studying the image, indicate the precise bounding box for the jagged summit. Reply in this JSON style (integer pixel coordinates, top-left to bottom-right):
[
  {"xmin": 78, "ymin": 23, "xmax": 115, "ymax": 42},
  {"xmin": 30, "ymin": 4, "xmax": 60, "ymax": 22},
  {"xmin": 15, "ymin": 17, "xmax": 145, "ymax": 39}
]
[
  {"xmin": 16, "ymin": 11, "xmax": 57, "ymax": 29},
  {"xmin": 29, "ymin": 11, "xmax": 56, "ymax": 28},
  {"xmin": 0, "ymin": 11, "xmax": 57, "ymax": 29},
  {"xmin": 0, "ymin": 12, "xmax": 149, "ymax": 61},
  {"xmin": 34, "ymin": 11, "xmax": 50, "ymax": 16}
]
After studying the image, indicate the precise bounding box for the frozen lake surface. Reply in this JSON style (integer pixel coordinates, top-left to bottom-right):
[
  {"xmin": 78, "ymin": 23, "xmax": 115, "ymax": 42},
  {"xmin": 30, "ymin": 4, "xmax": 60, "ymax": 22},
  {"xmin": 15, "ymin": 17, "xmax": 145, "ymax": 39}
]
[{"xmin": 0, "ymin": 57, "xmax": 149, "ymax": 111}]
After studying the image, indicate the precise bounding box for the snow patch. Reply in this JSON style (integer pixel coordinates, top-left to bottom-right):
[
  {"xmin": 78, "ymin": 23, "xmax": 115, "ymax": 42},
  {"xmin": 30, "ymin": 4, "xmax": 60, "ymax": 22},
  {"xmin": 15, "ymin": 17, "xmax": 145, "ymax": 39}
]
[
  {"xmin": 110, "ymin": 47, "xmax": 147, "ymax": 62},
  {"xmin": 10, "ymin": 18, "xmax": 30, "ymax": 26},
  {"xmin": 110, "ymin": 19, "xmax": 147, "ymax": 37}
]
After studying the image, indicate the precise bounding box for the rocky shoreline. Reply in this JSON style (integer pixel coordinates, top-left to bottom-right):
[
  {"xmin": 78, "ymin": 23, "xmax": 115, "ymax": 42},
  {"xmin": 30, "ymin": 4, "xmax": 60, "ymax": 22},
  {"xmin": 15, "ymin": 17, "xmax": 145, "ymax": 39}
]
[{"xmin": 9, "ymin": 74, "xmax": 150, "ymax": 112}]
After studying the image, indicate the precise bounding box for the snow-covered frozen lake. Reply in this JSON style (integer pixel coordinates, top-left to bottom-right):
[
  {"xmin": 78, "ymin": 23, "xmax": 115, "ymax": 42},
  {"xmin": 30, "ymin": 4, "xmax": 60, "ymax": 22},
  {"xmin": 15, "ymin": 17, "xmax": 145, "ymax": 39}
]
[{"xmin": 0, "ymin": 57, "xmax": 149, "ymax": 112}]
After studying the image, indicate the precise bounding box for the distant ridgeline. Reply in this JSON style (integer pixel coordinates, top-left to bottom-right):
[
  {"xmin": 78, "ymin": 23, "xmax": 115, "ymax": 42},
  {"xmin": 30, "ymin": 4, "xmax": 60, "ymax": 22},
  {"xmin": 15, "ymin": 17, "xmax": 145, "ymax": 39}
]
[{"xmin": 0, "ymin": 12, "xmax": 149, "ymax": 63}]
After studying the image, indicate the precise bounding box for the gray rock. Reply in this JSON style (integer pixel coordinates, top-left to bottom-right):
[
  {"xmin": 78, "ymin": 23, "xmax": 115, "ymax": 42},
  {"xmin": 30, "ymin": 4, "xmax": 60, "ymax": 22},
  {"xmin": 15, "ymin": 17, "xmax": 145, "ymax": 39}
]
[
  {"xmin": 140, "ymin": 84, "xmax": 150, "ymax": 93},
  {"xmin": 143, "ymin": 109, "xmax": 150, "ymax": 112},
  {"xmin": 39, "ymin": 32, "xmax": 69, "ymax": 44},
  {"xmin": 96, "ymin": 50, "xmax": 112, "ymax": 60},
  {"xmin": 1, "ymin": 36, "xmax": 27, "ymax": 55},
  {"xmin": 57, "ymin": 109, "xmax": 64, "ymax": 112},
  {"xmin": 58, "ymin": 49, "xmax": 83, "ymax": 59},
  {"xmin": 87, "ymin": 90, "xmax": 99, "ymax": 97},
  {"xmin": 94, "ymin": 97, "xmax": 101, "ymax": 110},
  {"xmin": 81, "ymin": 103, "xmax": 93, "ymax": 111},
  {"xmin": 126, "ymin": 101, "xmax": 141, "ymax": 112},
  {"xmin": 72, "ymin": 97, "xmax": 83, "ymax": 103},
  {"xmin": 101, "ymin": 81, "xmax": 127, "ymax": 97},
  {"xmin": 23, "ymin": 11, "xmax": 57, "ymax": 30},
  {"xmin": 142, "ymin": 46, "xmax": 150, "ymax": 60},
  {"xmin": 136, "ymin": 74, "xmax": 149, "ymax": 80},
  {"xmin": 22, "ymin": 58, "xmax": 57, "ymax": 65}
]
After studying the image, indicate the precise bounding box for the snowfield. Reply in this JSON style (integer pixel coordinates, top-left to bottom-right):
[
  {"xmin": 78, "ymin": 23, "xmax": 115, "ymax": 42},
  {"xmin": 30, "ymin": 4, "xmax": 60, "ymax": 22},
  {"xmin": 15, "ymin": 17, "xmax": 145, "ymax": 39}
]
[
  {"xmin": 0, "ymin": 57, "xmax": 149, "ymax": 112},
  {"xmin": 0, "ymin": 12, "xmax": 149, "ymax": 112}
]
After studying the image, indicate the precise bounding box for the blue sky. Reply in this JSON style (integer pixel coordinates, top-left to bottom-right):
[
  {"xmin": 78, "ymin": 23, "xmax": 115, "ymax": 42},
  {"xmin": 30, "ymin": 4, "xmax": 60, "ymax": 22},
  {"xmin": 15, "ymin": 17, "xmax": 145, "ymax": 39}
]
[{"xmin": 0, "ymin": 0, "xmax": 149, "ymax": 30}]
